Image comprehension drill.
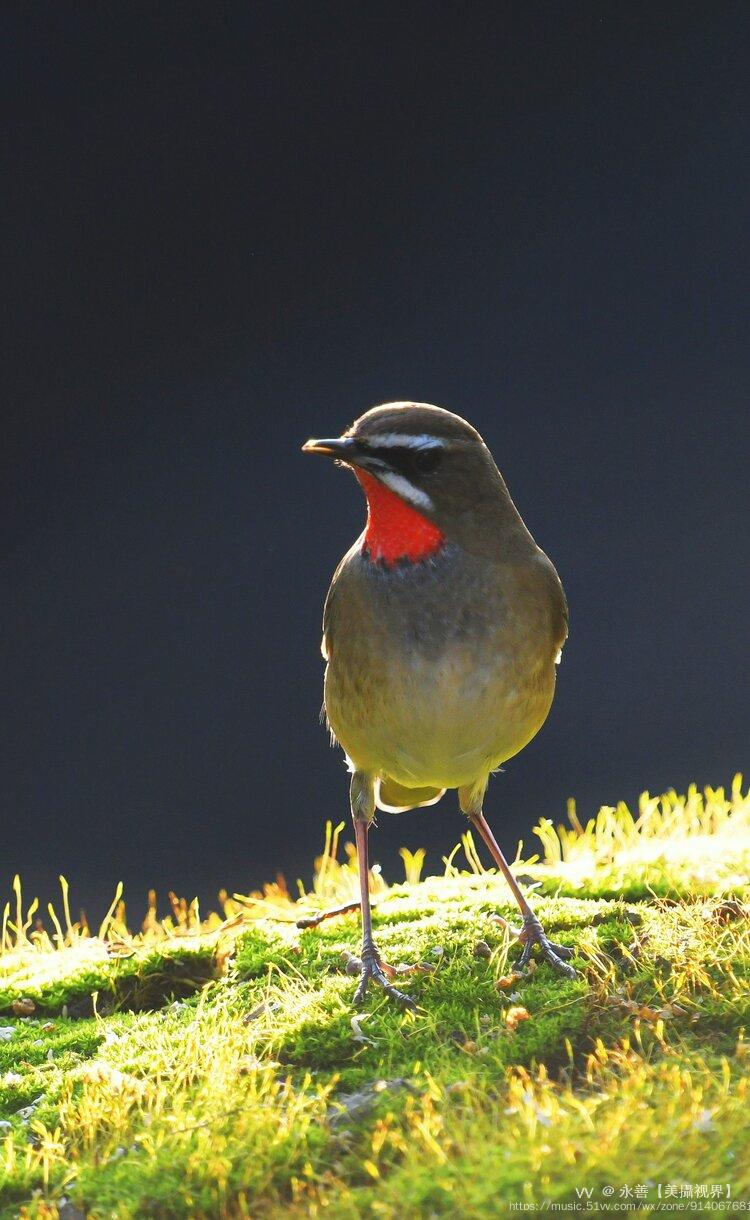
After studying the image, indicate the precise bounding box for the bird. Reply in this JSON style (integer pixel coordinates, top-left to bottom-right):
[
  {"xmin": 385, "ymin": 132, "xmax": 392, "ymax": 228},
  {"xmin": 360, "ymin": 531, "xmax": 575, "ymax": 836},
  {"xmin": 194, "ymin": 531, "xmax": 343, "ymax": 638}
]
[{"xmin": 301, "ymin": 401, "xmax": 576, "ymax": 1007}]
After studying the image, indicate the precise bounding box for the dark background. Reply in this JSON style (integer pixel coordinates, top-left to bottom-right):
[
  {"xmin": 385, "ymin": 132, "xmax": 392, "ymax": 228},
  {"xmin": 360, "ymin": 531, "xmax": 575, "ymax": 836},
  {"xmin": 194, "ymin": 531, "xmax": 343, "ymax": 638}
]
[{"xmin": 2, "ymin": 4, "xmax": 748, "ymax": 923}]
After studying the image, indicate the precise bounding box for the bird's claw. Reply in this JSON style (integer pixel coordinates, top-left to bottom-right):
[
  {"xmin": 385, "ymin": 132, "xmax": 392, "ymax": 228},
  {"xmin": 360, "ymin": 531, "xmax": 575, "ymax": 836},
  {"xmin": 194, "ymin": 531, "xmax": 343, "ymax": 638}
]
[
  {"xmin": 348, "ymin": 948, "xmax": 418, "ymax": 1009},
  {"xmin": 517, "ymin": 913, "xmax": 577, "ymax": 977},
  {"xmin": 493, "ymin": 912, "xmax": 577, "ymax": 978}
]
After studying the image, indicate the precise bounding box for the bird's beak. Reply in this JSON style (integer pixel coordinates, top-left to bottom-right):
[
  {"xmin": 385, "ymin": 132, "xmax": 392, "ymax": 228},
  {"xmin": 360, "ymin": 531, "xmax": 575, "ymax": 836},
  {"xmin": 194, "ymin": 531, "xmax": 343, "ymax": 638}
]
[{"xmin": 301, "ymin": 436, "xmax": 360, "ymax": 461}]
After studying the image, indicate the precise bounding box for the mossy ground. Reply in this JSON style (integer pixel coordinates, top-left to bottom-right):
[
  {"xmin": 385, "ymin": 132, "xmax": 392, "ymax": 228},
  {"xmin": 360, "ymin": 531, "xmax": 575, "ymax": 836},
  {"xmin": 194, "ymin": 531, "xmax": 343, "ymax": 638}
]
[{"xmin": 0, "ymin": 779, "xmax": 748, "ymax": 1218}]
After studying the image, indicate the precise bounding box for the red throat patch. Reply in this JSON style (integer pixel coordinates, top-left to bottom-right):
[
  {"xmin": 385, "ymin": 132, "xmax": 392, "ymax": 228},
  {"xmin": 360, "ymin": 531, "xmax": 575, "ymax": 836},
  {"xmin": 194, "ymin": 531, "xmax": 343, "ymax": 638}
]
[{"xmin": 355, "ymin": 470, "xmax": 445, "ymax": 565}]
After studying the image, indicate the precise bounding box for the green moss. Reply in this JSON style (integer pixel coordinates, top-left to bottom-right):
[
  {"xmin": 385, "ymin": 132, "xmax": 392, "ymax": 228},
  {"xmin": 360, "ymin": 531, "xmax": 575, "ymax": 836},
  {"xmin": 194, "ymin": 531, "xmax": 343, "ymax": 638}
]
[
  {"xmin": 1, "ymin": 778, "xmax": 749, "ymax": 1217},
  {"xmin": 0, "ymin": 942, "xmax": 218, "ymax": 1018}
]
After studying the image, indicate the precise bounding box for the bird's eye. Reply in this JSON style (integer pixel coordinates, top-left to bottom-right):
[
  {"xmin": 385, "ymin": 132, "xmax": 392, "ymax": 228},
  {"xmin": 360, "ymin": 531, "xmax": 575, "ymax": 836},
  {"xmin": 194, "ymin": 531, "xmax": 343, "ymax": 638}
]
[{"xmin": 409, "ymin": 447, "xmax": 443, "ymax": 476}]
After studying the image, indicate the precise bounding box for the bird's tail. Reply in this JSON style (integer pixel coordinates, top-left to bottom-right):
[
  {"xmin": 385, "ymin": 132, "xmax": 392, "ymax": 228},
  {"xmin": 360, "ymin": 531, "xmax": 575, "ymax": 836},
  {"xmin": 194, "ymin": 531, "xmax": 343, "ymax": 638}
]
[{"xmin": 376, "ymin": 776, "xmax": 445, "ymax": 813}]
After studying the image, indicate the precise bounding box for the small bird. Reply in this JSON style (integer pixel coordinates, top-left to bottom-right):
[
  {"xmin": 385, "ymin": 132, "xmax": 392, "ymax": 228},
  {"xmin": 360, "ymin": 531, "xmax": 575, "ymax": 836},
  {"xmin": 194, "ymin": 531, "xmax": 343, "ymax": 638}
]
[{"xmin": 301, "ymin": 401, "xmax": 576, "ymax": 1007}]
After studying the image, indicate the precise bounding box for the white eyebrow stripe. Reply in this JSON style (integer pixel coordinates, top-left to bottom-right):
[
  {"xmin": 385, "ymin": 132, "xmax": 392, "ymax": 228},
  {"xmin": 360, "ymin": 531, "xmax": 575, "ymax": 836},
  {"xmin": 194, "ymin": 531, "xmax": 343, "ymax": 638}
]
[
  {"xmin": 378, "ymin": 470, "xmax": 435, "ymax": 510},
  {"xmin": 364, "ymin": 433, "xmax": 445, "ymax": 450}
]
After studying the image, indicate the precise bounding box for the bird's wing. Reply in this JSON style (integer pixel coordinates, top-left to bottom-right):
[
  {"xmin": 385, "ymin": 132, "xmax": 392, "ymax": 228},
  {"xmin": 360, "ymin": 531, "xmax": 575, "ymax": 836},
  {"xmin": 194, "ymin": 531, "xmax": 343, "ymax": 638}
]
[{"xmin": 321, "ymin": 539, "xmax": 363, "ymax": 663}]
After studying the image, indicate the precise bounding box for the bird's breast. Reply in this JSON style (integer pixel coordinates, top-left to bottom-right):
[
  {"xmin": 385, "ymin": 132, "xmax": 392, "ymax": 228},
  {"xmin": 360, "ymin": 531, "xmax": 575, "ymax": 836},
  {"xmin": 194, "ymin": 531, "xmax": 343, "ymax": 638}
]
[{"xmin": 322, "ymin": 542, "xmax": 562, "ymax": 787}]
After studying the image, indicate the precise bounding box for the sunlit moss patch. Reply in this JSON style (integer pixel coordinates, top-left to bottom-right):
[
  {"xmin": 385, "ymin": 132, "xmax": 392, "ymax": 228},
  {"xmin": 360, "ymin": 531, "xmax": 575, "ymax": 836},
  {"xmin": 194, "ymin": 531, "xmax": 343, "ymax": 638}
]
[{"xmin": 0, "ymin": 777, "xmax": 748, "ymax": 1217}]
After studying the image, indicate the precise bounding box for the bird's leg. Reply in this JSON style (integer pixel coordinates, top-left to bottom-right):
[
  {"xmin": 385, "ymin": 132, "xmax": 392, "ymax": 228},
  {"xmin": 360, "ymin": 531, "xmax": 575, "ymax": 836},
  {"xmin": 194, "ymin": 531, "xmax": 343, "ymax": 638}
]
[
  {"xmin": 348, "ymin": 772, "xmax": 417, "ymax": 1009},
  {"xmin": 468, "ymin": 809, "xmax": 577, "ymax": 979}
]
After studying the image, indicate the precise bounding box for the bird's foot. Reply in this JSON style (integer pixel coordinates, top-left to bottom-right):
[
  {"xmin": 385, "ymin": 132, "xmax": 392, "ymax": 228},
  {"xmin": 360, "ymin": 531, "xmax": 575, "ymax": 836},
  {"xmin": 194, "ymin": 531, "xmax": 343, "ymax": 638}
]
[
  {"xmin": 493, "ymin": 912, "xmax": 577, "ymax": 979},
  {"xmin": 345, "ymin": 946, "xmax": 423, "ymax": 1009}
]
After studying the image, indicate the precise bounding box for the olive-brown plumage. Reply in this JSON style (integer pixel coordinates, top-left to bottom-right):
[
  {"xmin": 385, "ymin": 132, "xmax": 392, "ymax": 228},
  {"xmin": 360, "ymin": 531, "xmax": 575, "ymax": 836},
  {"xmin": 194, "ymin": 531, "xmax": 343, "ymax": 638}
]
[{"xmin": 302, "ymin": 402, "xmax": 576, "ymax": 1005}]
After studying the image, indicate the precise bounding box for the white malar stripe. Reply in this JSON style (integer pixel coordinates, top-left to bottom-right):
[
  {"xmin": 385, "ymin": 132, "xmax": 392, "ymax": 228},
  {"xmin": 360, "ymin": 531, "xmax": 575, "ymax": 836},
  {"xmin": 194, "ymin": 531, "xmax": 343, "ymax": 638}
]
[
  {"xmin": 379, "ymin": 469, "xmax": 434, "ymax": 510},
  {"xmin": 365, "ymin": 433, "xmax": 445, "ymax": 450}
]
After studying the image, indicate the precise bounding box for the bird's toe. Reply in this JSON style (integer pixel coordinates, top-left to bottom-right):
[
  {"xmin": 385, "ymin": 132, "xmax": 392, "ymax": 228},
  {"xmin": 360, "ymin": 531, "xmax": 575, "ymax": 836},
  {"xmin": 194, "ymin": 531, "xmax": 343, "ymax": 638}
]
[
  {"xmin": 352, "ymin": 951, "xmax": 418, "ymax": 1009},
  {"xmin": 512, "ymin": 914, "xmax": 578, "ymax": 979}
]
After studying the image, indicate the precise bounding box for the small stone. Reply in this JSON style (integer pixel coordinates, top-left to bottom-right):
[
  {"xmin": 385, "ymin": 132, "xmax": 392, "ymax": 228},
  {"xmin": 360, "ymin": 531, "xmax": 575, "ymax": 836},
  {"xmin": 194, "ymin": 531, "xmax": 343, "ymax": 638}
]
[
  {"xmin": 11, "ymin": 998, "xmax": 35, "ymax": 1017},
  {"xmin": 57, "ymin": 1199, "xmax": 87, "ymax": 1220},
  {"xmin": 473, "ymin": 940, "xmax": 492, "ymax": 959},
  {"xmin": 328, "ymin": 1078, "xmax": 416, "ymax": 1126}
]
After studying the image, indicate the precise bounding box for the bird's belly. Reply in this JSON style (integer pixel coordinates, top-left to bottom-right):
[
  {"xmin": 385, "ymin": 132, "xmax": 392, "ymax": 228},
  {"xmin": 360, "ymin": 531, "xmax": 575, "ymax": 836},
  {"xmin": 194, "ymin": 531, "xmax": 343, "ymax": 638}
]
[{"xmin": 325, "ymin": 641, "xmax": 555, "ymax": 789}]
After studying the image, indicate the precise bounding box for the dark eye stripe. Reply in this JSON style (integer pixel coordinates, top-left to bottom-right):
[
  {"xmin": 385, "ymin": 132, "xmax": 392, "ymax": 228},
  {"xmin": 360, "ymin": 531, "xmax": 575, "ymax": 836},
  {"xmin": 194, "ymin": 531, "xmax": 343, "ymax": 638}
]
[{"xmin": 361, "ymin": 443, "xmax": 442, "ymax": 476}]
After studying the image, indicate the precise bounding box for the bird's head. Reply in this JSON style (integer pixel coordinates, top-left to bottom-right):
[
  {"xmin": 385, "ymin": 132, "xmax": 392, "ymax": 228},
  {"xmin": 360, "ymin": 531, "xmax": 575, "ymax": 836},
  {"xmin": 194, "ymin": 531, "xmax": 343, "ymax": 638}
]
[{"xmin": 302, "ymin": 401, "xmax": 533, "ymax": 564}]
